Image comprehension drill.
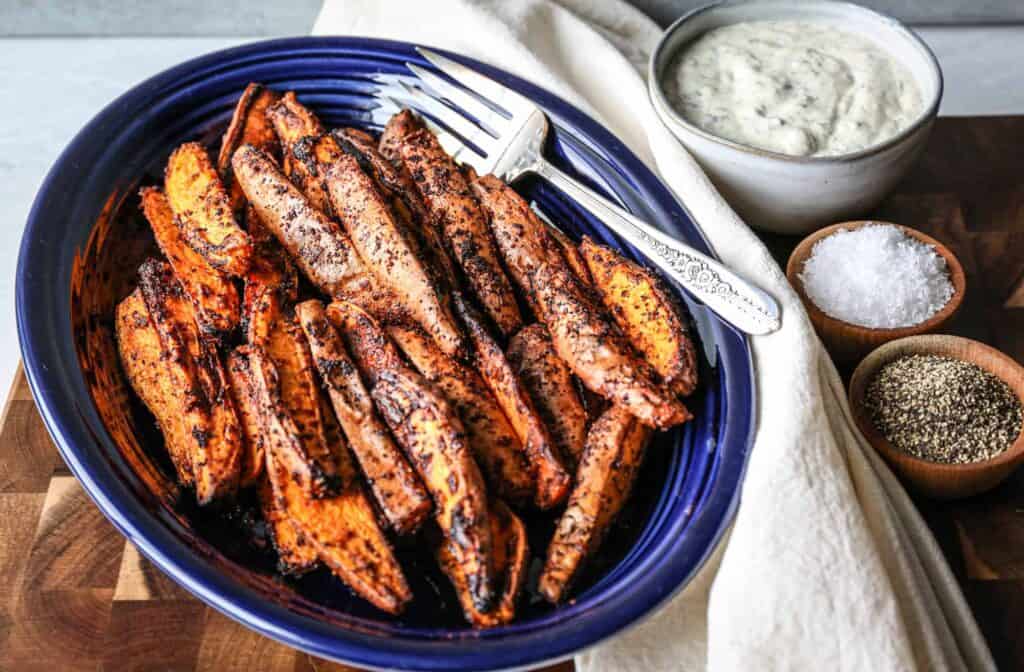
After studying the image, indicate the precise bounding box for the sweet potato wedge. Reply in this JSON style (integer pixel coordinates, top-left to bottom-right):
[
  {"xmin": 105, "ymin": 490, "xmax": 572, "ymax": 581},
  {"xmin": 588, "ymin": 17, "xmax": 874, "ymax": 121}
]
[
  {"xmin": 507, "ymin": 324, "xmax": 588, "ymax": 468},
  {"xmin": 252, "ymin": 358, "xmax": 413, "ymax": 614},
  {"xmin": 258, "ymin": 477, "xmax": 318, "ymax": 575},
  {"xmin": 295, "ymin": 300, "xmax": 432, "ymax": 535},
  {"xmin": 242, "ymin": 206, "xmax": 299, "ymax": 331},
  {"xmin": 471, "ymin": 174, "xmax": 558, "ymax": 317},
  {"xmin": 232, "ymin": 144, "xmax": 368, "ymax": 297},
  {"xmin": 288, "ymin": 133, "xmax": 343, "ymax": 218},
  {"xmin": 140, "ymin": 187, "xmax": 240, "ymax": 335},
  {"xmin": 539, "ymin": 406, "xmax": 652, "ymax": 603},
  {"xmin": 225, "ymin": 346, "xmax": 265, "ymax": 488},
  {"xmin": 137, "ymin": 259, "xmax": 242, "ymax": 503},
  {"xmin": 331, "ymin": 300, "xmax": 495, "ymax": 612},
  {"xmin": 246, "ymin": 290, "xmax": 341, "ymax": 499},
  {"xmin": 335, "ymin": 128, "xmax": 459, "ymax": 288},
  {"xmin": 378, "ymin": 108, "xmax": 423, "ymax": 164},
  {"xmin": 115, "ymin": 289, "xmax": 194, "ymax": 484},
  {"xmin": 323, "ymin": 153, "xmax": 465, "ymax": 359},
  {"xmin": 266, "ymin": 91, "xmax": 325, "ymax": 151},
  {"xmin": 218, "ymin": 83, "xmax": 282, "ymax": 213},
  {"xmin": 579, "ymin": 238, "xmax": 699, "ymax": 397},
  {"xmin": 388, "ymin": 324, "xmax": 534, "ymax": 506},
  {"xmin": 438, "ymin": 499, "xmax": 528, "ymax": 627},
  {"xmin": 387, "ymin": 113, "xmax": 522, "ymax": 337},
  {"xmin": 165, "ymin": 141, "xmax": 252, "ymax": 276},
  {"xmin": 453, "ymin": 294, "xmax": 570, "ymax": 510},
  {"xmin": 545, "ymin": 217, "xmax": 593, "ymax": 287},
  {"xmin": 533, "ymin": 236, "xmax": 690, "ymax": 430}
]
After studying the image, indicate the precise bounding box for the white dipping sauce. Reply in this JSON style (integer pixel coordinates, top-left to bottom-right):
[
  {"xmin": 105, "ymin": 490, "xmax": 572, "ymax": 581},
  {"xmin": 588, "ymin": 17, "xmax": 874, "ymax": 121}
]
[{"xmin": 664, "ymin": 21, "xmax": 924, "ymax": 157}]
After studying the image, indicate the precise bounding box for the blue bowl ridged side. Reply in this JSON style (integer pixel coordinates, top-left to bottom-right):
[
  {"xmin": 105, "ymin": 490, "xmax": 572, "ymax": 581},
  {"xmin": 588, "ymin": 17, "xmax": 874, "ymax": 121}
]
[{"xmin": 16, "ymin": 37, "xmax": 755, "ymax": 671}]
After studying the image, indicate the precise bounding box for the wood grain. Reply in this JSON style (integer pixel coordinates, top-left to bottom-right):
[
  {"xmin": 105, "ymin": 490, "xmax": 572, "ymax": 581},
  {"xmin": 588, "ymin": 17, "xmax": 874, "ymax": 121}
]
[{"xmin": 1, "ymin": 116, "xmax": 1022, "ymax": 670}]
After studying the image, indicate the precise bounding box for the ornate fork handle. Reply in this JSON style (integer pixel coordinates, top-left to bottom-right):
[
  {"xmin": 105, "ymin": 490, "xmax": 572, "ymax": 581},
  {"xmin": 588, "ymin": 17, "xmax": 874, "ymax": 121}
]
[{"xmin": 533, "ymin": 160, "xmax": 781, "ymax": 335}]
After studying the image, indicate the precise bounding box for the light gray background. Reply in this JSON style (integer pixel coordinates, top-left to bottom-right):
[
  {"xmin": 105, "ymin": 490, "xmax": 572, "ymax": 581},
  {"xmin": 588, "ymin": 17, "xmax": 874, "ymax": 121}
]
[
  {"xmin": 2, "ymin": 0, "xmax": 1022, "ymax": 34},
  {"xmin": 3, "ymin": 1, "xmax": 1024, "ymax": 394}
]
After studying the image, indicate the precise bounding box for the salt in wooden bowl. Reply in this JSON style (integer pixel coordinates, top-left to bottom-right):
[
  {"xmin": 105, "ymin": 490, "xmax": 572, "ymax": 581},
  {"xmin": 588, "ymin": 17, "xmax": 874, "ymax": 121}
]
[
  {"xmin": 786, "ymin": 221, "xmax": 966, "ymax": 364},
  {"xmin": 849, "ymin": 335, "xmax": 1024, "ymax": 499}
]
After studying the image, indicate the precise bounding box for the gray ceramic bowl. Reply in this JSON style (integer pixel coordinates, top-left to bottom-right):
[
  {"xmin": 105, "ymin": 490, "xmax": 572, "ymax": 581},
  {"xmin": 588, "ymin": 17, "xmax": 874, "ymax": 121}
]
[{"xmin": 649, "ymin": 0, "xmax": 943, "ymax": 235}]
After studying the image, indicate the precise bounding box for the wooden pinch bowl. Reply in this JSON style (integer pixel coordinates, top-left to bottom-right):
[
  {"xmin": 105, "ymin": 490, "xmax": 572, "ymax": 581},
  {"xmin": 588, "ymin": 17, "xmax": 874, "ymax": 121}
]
[
  {"xmin": 786, "ymin": 221, "xmax": 966, "ymax": 364},
  {"xmin": 849, "ymin": 335, "xmax": 1024, "ymax": 499}
]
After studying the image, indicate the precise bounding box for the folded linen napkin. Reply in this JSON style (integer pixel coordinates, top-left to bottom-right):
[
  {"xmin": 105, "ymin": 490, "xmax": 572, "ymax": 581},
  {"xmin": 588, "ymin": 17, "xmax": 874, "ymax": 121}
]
[{"xmin": 313, "ymin": 2, "xmax": 995, "ymax": 669}]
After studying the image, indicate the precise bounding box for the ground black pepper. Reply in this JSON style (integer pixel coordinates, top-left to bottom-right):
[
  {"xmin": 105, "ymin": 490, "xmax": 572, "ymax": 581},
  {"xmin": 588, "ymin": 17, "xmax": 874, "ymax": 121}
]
[{"xmin": 865, "ymin": 354, "xmax": 1023, "ymax": 464}]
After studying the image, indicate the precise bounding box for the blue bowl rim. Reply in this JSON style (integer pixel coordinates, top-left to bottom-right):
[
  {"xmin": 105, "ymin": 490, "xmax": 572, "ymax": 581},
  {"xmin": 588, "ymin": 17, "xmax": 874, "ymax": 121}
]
[{"xmin": 15, "ymin": 36, "xmax": 755, "ymax": 671}]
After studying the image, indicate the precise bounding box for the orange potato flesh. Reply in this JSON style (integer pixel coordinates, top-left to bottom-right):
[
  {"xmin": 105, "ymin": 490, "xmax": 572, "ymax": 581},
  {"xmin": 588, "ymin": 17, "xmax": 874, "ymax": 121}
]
[
  {"xmin": 580, "ymin": 238, "xmax": 699, "ymax": 397},
  {"xmin": 140, "ymin": 187, "xmax": 239, "ymax": 335},
  {"xmin": 115, "ymin": 289, "xmax": 194, "ymax": 485},
  {"xmin": 258, "ymin": 476, "xmax": 318, "ymax": 576},
  {"xmin": 165, "ymin": 141, "xmax": 252, "ymax": 276}
]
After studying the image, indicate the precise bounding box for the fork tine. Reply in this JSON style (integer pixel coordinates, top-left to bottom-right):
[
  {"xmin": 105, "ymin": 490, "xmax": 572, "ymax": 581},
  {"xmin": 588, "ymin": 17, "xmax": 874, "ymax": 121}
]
[
  {"xmin": 390, "ymin": 80, "xmax": 499, "ymax": 156},
  {"xmin": 406, "ymin": 63, "xmax": 508, "ymax": 136},
  {"xmin": 416, "ymin": 47, "xmax": 536, "ymax": 119}
]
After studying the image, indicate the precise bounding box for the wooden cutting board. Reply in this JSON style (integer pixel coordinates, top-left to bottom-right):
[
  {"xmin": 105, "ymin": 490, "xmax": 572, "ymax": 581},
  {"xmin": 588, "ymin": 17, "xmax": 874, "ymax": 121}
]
[{"xmin": 2, "ymin": 116, "xmax": 1023, "ymax": 671}]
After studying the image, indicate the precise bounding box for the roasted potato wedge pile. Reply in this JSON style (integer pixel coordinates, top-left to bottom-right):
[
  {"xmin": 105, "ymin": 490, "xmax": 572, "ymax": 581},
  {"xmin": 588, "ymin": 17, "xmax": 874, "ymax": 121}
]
[{"xmin": 113, "ymin": 84, "xmax": 699, "ymax": 625}]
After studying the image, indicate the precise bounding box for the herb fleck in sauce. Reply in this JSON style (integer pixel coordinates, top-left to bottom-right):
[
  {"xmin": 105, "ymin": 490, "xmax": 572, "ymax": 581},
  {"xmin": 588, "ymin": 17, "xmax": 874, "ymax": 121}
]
[{"xmin": 664, "ymin": 21, "xmax": 923, "ymax": 157}]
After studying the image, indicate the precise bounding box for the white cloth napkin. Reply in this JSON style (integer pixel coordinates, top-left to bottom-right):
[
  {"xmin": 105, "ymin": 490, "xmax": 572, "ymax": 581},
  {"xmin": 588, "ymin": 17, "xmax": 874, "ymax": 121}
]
[{"xmin": 313, "ymin": 2, "xmax": 995, "ymax": 670}]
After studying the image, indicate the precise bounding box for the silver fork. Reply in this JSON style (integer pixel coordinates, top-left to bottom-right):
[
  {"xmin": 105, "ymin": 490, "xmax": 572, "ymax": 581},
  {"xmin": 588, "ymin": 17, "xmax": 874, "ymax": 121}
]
[{"xmin": 371, "ymin": 48, "xmax": 781, "ymax": 335}]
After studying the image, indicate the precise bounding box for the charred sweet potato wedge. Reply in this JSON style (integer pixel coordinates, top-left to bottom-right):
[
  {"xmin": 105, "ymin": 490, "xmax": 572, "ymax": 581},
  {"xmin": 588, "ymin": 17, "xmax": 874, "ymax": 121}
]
[
  {"xmin": 386, "ymin": 113, "xmax": 522, "ymax": 337},
  {"xmin": 266, "ymin": 91, "xmax": 325, "ymax": 152},
  {"xmin": 507, "ymin": 324, "xmax": 588, "ymax": 469},
  {"xmin": 246, "ymin": 289, "xmax": 341, "ymax": 499},
  {"xmin": 137, "ymin": 259, "xmax": 242, "ymax": 503},
  {"xmin": 323, "ymin": 153, "xmax": 465, "ymax": 359},
  {"xmin": 389, "ymin": 324, "xmax": 534, "ymax": 506},
  {"xmin": 218, "ymin": 83, "xmax": 282, "ymax": 213},
  {"xmin": 533, "ymin": 236, "xmax": 690, "ymax": 430},
  {"xmin": 438, "ymin": 499, "xmax": 528, "ymax": 627},
  {"xmin": 378, "ymin": 107, "xmax": 423, "ymax": 164},
  {"xmin": 258, "ymin": 477, "xmax": 318, "ymax": 575},
  {"xmin": 225, "ymin": 346, "xmax": 266, "ymax": 488},
  {"xmin": 232, "ymin": 144, "xmax": 369, "ymax": 297},
  {"xmin": 295, "ymin": 300, "xmax": 432, "ymax": 535},
  {"xmin": 545, "ymin": 217, "xmax": 593, "ymax": 287},
  {"xmin": 165, "ymin": 141, "xmax": 252, "ymax": 276},
  {"xmin": 539, "ymin": 406, "xmax": 652, "ymax": 603},
  {"xmin": 251, "ymin": 350, "xmax": 413, "ymax": 614},
  {"xmin": 335, "ymin": 128, "xmax": 459, "ymax": 288},
  {"xmin": 331, "ymin": 300, "xmax": 496, "ymax": 612},
  {"xmin": 580, "ymin": 238, "xmax": 699, "ymax": 398},
  {"xmin": 140, "ymin": 187, "xmax": 239, "ymax": 335},
  {"xmin": 471, "ymin": 174, "xmax": 558, "ymax": 317},
  {"xmin": 242, "ymin": 206, "xmax": 299, "ymax": 330},
  {"xmin": 453, "ymin": 294, "xmax": 570, "ymax": 510},
  {"xmin": 288, "ymin": 134, "xmax": 343, "ymax": 218},
  {"xmin": 115, "ymin": 289, "xmax": 194, "ymax": 485}
]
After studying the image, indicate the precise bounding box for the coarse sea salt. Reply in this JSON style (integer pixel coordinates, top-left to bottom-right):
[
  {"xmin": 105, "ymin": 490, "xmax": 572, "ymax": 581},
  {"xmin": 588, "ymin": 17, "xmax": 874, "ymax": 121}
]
[{"xmin": 799, "ymin": 224, "xmax": 954, "ymax": 328}]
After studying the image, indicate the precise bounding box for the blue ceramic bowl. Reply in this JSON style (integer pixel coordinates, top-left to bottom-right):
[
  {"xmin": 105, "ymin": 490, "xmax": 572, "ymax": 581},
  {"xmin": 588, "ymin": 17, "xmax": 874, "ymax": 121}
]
[{"xmin": 16, "ymin": 38, "xmax": 754, "ymax": 670}]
